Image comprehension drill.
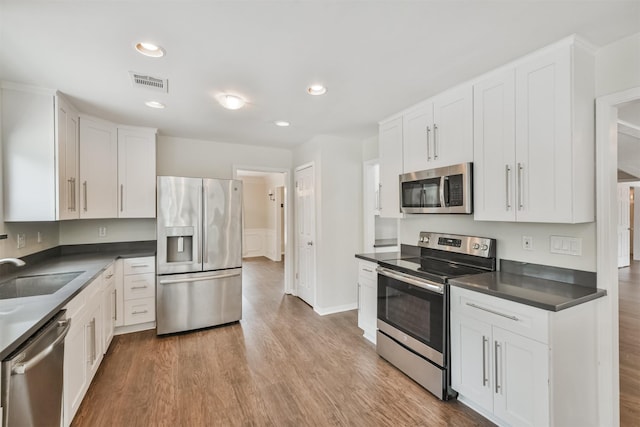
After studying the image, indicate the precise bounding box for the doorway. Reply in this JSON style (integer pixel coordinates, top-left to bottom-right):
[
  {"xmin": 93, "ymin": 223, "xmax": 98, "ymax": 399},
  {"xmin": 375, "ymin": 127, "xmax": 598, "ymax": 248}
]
[
  {"xmin": 595, "ymin": 87, "xmax": 640, "ymax": 427},
  {"xmin": 294, "ymin": 163, "xmax": 315, "ymax": 307},
  {"xmin": 234, "ymin": 167, "xmax": 291, "ymax": 295}
]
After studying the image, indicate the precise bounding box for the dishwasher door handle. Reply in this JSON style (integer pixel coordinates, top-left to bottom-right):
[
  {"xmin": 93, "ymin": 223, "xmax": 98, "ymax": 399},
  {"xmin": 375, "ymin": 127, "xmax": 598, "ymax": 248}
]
[{"xmin": 11, "ymin": 319, "xmax": 71, "ymax": 375}]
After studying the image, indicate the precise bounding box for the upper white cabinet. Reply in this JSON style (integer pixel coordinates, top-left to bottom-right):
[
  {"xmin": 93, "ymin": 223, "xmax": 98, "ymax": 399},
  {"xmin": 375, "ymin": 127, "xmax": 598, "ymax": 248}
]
[
  {"xmin": 1, "ymin": 83, "xmax": 80, "ymax": 221},
  {"xmin": 117, "ymin": 126, "xmax": 157, "ymax": 218},
  {"xmin": 79, "ymin": 116, "xmax": 118, "ymax": 218},
  {"xmin": 474, "ymin": 37, "xmax": 595, "ymax": 223},
  {"xmin": 403, "ymin": 85, "xmax": 473, "ymax": 173},
  {"xmin": 378, "ymin": 117, "xmax": 403, "ymax": 218}
]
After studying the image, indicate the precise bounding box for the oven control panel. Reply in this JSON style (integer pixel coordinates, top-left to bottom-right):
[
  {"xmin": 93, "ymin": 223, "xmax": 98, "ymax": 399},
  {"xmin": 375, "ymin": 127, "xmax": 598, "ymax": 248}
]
[{"xmin": 418, "ymin": 232, "xmax": 496, "ymax": 258}]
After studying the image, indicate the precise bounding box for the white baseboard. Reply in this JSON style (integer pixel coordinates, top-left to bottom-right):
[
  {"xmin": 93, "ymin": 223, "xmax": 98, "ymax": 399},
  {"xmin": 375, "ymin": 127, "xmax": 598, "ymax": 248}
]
[
  {"xmin": 314, "ymin": 303, "xmax": 358, "ymax": 316},
  {"xmin": 114, "ymin": 321, "xmax": 156, "ymax": 335}
]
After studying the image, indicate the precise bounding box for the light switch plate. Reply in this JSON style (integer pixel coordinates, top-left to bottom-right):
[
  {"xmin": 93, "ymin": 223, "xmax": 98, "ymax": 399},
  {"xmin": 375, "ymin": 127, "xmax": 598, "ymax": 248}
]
[
  {"xmin": 550, "ymin": 235, "xmax": 582, "ymax": 256},
  {"xmin": 16, "ymin": 233, "xmax": 25, "ymax": 249}
]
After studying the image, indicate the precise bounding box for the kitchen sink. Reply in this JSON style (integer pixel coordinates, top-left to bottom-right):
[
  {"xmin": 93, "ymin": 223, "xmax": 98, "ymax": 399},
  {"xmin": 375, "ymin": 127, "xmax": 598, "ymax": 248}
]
[{"xmin": 0, "ymin": 272, "xmax": 83, "ymax": 300}]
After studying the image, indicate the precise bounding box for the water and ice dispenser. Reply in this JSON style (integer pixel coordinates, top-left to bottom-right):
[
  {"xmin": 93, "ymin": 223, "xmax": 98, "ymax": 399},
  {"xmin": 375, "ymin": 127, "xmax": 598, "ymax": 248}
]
[{"xmin": 164, "ymin": 226, "xmax": 195, "ymax": 263}]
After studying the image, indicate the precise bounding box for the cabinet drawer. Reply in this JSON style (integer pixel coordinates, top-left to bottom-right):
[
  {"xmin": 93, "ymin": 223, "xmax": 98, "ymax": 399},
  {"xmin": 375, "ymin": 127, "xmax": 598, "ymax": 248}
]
[
  {"xmin": 123, "ymin": 257, "xmax": 155, "ymax": 275},
  {"xmin": 358, "ymin": 260, "xmax": 378, "ymax": 282},
  {"xmin": 124, "ymin": 297, "xmax": 155, "ymax": 325},
  {"xmin": 450, "ymin": 286, "xmax": 549, "ymax": 344},
  {"xmin": 123, "ymin": 273, "xmax": 155, "ymax": 300}
]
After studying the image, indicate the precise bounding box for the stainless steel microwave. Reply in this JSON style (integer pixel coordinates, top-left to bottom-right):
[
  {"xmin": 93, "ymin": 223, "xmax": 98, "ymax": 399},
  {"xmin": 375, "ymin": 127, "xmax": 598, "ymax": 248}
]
[{"xmin": 399, "ymin": 162, "xmax": 472, "ymax": 214}]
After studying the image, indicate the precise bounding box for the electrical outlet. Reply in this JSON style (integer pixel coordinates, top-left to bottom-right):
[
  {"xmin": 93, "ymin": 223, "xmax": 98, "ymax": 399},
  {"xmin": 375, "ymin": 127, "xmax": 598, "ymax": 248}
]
[
  {"xmin": 16, "ymin": 233, "xmax": 26, "ymax": 249},
  {"xmin": 37, "ymin": 231, "xmax": 43, "ymax": 243},
  {"xmin": 522, "ymin": 235, "xmax": 533, "ymax": 250},
  {"xmin": 98, "ymin": 227, "xmax": 107, "ymax": 237}
]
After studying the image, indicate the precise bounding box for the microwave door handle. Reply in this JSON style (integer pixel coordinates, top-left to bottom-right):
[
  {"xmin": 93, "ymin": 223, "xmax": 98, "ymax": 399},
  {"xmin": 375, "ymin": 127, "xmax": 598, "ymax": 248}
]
[{"xmin": 439, "ymin": 176, "xmax": 447, "ymax": 207}]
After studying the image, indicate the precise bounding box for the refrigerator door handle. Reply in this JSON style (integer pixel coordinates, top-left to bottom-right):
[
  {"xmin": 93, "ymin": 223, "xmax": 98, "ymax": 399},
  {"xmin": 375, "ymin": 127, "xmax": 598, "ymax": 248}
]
[
  {"xmin": 202, "ymin": 184, "xmax": 208, "ymax": 265},
  {"xmin": 159, "ymin": 271, "xmax": 241, "ymax": 285}
]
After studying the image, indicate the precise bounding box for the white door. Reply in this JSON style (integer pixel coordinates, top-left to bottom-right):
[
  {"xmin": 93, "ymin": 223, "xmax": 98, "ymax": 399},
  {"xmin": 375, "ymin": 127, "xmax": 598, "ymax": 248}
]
[
  {"xmin": 295, "ymin": 165, "xmax": 316, "ymax": 307},
  {"xmin": 618, "ymin": 184, "xmax": 631, "ymax": 267}
]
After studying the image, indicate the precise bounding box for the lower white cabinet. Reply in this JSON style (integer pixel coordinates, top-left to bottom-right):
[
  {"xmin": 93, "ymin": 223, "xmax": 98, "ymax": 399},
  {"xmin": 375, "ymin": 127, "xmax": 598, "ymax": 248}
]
[
  {"xmin": 114, "ymin": 256, "xmax": 156, "ymax": 334},
  {"xmin": 102, "ymin": 263, "xmax": 116, "ymax": 352},
  {"xmin": 357, "ymin": 260, "xmax": 377, "ymax": 343},
  {"xmin": 450, "ymin": 286, "xmax": 599, "ymax": 427}
]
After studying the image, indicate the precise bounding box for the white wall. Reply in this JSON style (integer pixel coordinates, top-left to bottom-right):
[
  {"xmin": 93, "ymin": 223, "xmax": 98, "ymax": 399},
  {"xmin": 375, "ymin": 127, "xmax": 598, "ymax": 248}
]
[
  {"xmin": 293, "ymin": 135, "xmax": 362, "ymax": 314},
  {"xmin": 157, "ymin": 135, "xmax": 292, "ymax": 178},
  {"xmin": 242, "ymin": 176, "xmax": 269, "ymax": 229},
  {"xmin": 596, "ymin": 32, "xmax": 640, "ymax": 97}
]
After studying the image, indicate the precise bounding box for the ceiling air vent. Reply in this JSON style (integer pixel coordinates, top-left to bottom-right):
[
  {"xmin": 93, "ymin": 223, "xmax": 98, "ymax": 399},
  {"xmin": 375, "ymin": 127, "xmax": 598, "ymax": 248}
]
[{"xmin": 129, "ymin": 71, "xmax": 168, "ymax": 93}]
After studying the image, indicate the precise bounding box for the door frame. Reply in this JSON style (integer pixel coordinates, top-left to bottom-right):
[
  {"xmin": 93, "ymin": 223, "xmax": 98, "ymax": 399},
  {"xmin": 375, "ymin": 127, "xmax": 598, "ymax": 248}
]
[
  {"xmin": 233, "ymin": 165, "xmax": 293, "ymax": 294},
  {"xmin": 595, "ymin": 85, "xmax": 640, "ymax": 427},
  {"xmin": 294, "ymin": 162, "xmax": 316, "ymax": 306}
]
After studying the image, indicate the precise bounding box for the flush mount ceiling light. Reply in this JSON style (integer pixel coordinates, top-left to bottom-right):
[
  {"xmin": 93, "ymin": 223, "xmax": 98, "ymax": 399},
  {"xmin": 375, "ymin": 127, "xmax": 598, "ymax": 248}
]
[
  {"xmin": 274, "ymin": 120, "xmax": 290, "ymax": 127},
  {"xmin": 145, "ymin": 101, "xmax": 165, "ymax": 109},
  {"xmin": 217, "ymin": 94, "xmax": 246, "ymax": 110},
  {"xmin": 307, "ymin": 84, "xmax": 327, "ymax": 96},
  {"xmin": 135, "ymin": 42, "xmax": 165, "ymax": 58}
]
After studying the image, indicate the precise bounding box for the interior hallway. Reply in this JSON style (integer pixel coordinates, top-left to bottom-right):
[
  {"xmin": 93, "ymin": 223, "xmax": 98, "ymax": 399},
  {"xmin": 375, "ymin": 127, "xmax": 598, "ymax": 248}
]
[{"xmin": 72, "ymin": 257, "xmax": 492, "ymax": 426}]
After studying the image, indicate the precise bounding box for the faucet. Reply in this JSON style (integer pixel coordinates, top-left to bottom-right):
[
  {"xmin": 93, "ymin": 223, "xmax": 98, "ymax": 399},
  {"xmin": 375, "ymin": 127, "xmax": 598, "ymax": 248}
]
[{"xmin": 0, "ymin": 258, "xmax": 26, "ymax": 267}]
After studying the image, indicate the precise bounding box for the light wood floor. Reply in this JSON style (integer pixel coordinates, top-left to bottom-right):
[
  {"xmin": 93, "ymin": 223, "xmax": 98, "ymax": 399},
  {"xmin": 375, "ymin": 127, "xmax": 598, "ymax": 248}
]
[
  {"xmin": 619, "ymin": 260, "xmax": 640, "ymax": 426},
  {"xmin": 72, "ymin": 257, "xmax": 493, "ymax": 427}
]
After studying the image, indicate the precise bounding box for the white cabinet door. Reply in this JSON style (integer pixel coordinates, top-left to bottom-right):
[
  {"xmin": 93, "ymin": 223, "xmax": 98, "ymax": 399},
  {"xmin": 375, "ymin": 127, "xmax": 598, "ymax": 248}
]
[
  {"xmin": 63, "ymin": 308, "xmax": 90, "ymax": 427},
  {"xmin": 451, "ymin": 313, "xmax": 494, "ymax": 412},
  {"xmin": 117, "ymin": 127, "xmax": 157, "ymax": 218},
  {"xmin": 102, "ymin": 271, "xmax": 116, "ymax": 352},
  {"xmin": 357, "ymin": 260, "xmax": 378, "ymax": 343},
  {"xmin": 473, "ymin": 68, "xmax": 516, "ymax": 221},
  {"xmin": 493, "ymin": 327, "xmax": 549, "ymax": 427},
  {"xmin": 378, "ymin": 117, "xmax": 403, "ymax": 218},
  {"xmin": 431, "ymin": 85, "xmax": 473, "ymax": 169},
  {"xmin": 79, "ymin": 116, "xmax": 118, "ymax": 218},
  {"xmin": 514, "ymin": 45, "xmax": 572, "ymax": 223},
  {"xmin": 57, "ymin": 95, "xmax": 80, "ymax": 220},
  {"xmin": 402, "ymin": 103, "xmax": 432, "ymax": 173}
]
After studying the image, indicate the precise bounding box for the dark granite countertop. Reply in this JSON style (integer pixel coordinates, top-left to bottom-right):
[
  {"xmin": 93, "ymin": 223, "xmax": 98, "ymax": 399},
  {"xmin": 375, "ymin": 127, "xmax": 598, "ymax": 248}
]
[
  {"xmin": 449, "ymin": 271, "xmax": 606, "ymax": 311},
  {"xmin": 355, "ymin": 244, "xmax": 420, "ymax": 264},
  {"xmin": 0, "ymin": 245, "xmax": 155, "ymax": 360}
]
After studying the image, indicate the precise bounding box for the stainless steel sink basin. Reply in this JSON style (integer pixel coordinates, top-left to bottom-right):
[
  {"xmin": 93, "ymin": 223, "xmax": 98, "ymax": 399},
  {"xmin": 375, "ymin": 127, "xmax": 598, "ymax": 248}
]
[{"xmin": 0, "ymin": 272, "xmax": 83, "ymax": 300}]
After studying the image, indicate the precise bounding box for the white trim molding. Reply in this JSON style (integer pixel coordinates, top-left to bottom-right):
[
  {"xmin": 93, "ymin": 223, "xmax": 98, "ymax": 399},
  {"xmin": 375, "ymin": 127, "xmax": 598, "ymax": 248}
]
[{"xmin": 314, "ymin": 303, "xmax": 358, "ymax": 316}]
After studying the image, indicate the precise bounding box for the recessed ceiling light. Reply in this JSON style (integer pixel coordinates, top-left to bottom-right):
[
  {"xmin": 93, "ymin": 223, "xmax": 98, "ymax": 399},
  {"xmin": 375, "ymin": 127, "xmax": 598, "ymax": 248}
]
[
  {"xmin": 145, "ymin": 101, "xmax": 165, "ymax": 109},
  {"xmin": 307, "ymin": 84, "xmax": 327, "ymax": 96},
  {"xmin": 135, "ymin": 42, "xmax": 165, "ymax": 58},
  {"xmin": 274, "ymin": 121, "xmax": 290, "ymax": 127},
  {"xmin": 217, "ymin": 94, "xmax": 246, "ymax": 110}
]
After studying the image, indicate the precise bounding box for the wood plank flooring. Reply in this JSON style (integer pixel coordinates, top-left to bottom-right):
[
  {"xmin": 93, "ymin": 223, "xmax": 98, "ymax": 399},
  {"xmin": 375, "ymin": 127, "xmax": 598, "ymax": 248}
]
[
  {"xmin": 72, "ymin": 257, "xmax": 493, "ymax": 427},
  {"xmin": 619, "ymin": 261, "xmax": 640, "ymax": 426}
]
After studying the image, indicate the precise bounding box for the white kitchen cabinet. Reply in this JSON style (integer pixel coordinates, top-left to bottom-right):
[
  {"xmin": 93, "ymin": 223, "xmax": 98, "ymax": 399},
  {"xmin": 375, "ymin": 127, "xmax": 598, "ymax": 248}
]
[
  {"xmin": 378, "ymin": 117, "xmax": 403, "ymax": 218},
  {"xmin": 79, "ymin": 116, "xmax": 118, "ymax": 219},
  {"xmin": 450, "ymin": 286, "xmax": 599, "ymax": 427},
  {"xmin": 402, "ymin": 85, "xmax": 473, "ymax": 173},
  {"xmin": 63, "ymin": 273, "xmax": 105, "ymax": 427},
  {"xmin": 473, "ymin": 37, "xmax": 594, "ymax": 223},
  {"xmin": 357, "ymin": 260, "xmax": 377, "ymax": 344},
  {"xmin": 114, "ymin": 256, "xmax": 156, "ymax": 334},
  {"xmin": 117, "ymin": 126, "xmax": 157, "ymax": 218},
  {"xmin": 0, "ymin": 83, "xmax": 80, "ymax": 221}
]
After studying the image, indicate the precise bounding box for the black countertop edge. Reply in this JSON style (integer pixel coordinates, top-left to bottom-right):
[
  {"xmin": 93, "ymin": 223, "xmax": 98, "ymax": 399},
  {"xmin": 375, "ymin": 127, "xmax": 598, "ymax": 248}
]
[
  {"xmin": 0, "ymin": 244, "xmax": 156, "ymax": 360},
  {"xmin": 449, "ymin": 272, "xmax": 607, "ymax": 312},
  {"xmin": 355, "ymin": 244, "xmax": 420, "ymax": 263}
]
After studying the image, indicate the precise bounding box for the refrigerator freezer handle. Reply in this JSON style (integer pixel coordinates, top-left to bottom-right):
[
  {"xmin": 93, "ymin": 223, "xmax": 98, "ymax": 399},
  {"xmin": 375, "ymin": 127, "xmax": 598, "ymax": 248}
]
[
  {"xmin": 201, "ymin": 184, "xmax": 207, "ymax": 265},
  {"xmin": 158, "ymin": 271, "xmax": 241, "ymax": 285}
]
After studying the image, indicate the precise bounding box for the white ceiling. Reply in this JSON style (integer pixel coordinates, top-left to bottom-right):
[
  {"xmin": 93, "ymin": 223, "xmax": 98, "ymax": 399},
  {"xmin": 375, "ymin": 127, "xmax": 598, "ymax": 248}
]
[{"xmin": 1, "ymin": 1, "xmax": 639, "ymax": 149}]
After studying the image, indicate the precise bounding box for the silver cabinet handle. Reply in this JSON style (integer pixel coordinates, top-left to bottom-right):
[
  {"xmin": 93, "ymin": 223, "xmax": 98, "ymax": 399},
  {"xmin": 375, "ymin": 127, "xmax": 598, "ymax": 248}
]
[
  {"xmin": 83, "ymin": 181, "xmax": 88, "ymax": 212},
  {"xmin": 465, "ymin": 302, "xmax": 519, "ymax": 321},
  {"xmin": 495, "ymin": 341, "xmax": 501, "ymax": 394},
  {"xmin": 517, "ymin": 163, "xmax": 524, "ymax": 210},
  {"xmin": 72, "ymin": 178, "xmax": 76, "ymax": 211},
  {"xmin": 426, "ymin": 126, "xmax": 432, "ymax": 160},
  {"xmin": 131, "ymin": 264, "xmax": 150, "ymax": 268},
  {"xmin": 120, "ymin": 184, "xmax": 124, "ymax": 212},
  {"xmin": 362, "ymin": 268, "xmax": 374, "ymax": 273},
  {"xmin": 132, "ymin": 310, "xmax": 148, "ymax": 315},
  {"xmin": 433, "ymin": 124, "xmax": 439, "ymax": 159},
  {"xmin": 482, "ymin": 336, "xmax": 489, "ymax": 386},
  {"xmin": 12, "ymin": 319, "xmax": 71, "ymax": 375},
  {"xmin": 130, "ymin": 285, "xmax": 148, "ymax": 290},
  {"xmin": 68, "ymin": 178, "xmax": 74, "ymax": 211},
  {"xmin": 91, "ymin": 318, "xmax": 96, "ymax": 363},
  {"xmin": 505, "ymin": 165, "xmax": 512, "ymax": 211},
  {"xmin": 376, "ymin": 183, "xmax": 382, "ymax": 210},
  {"xmin": 112, "ymin": 289, "xmax": 117, "ymax": 321}
]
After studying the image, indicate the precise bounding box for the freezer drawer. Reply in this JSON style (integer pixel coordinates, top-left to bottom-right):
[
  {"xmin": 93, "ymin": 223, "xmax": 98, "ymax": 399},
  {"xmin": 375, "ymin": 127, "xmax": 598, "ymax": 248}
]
[{"xmin": 156, "ymin": 268, "xmax": 242, "ymax": 335}]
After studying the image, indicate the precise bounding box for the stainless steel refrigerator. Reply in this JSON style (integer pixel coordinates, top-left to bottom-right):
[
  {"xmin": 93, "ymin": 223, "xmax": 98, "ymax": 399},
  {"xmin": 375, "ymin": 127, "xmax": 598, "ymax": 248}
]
[{"xmin": 156, "ymin": 176, "xmax": 242, "ymax": 335}]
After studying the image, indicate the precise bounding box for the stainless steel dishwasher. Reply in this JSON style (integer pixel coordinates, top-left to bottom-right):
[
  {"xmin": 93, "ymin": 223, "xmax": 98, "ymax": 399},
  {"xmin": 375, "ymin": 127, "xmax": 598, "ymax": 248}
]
[{"xmin": 1, "ymin": 310, "xmax": 70, "ymax": 427}]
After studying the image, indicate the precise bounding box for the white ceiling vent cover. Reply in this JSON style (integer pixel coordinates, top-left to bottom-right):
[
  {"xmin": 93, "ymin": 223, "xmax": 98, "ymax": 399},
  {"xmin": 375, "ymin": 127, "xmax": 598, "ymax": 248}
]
[{"xmin": 129, "ymin": 71, "xmax": 168, "ymax": 93}]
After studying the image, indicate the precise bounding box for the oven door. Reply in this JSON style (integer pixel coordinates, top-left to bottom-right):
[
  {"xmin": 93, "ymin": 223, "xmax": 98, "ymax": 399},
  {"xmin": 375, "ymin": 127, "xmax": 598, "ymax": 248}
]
[{"xmin": 376, "ymin": 267, "xmax": 445, "ymax": 366}]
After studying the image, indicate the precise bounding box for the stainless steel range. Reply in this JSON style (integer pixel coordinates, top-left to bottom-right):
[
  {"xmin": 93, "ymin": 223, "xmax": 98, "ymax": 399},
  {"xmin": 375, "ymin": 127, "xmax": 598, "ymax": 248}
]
[{"xmin": 376, "ymin": 232, "xmax": 496, "ymax": 400}]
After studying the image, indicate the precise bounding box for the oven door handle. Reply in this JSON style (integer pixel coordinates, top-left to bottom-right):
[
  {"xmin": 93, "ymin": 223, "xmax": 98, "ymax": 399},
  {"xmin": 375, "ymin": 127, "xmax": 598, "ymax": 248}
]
[{"xmin": 376, "ymin": 267, "xmax": 444, "ymax": 294}]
